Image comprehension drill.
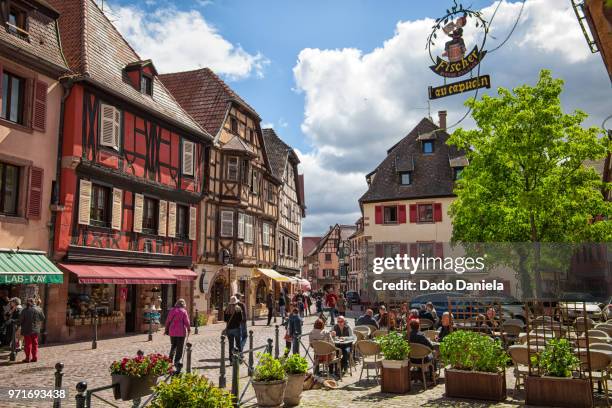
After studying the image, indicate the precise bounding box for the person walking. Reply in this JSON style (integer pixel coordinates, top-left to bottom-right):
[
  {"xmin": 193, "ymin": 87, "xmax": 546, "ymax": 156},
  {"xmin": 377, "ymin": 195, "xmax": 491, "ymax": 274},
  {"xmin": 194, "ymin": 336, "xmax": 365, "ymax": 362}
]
[
  {"xmin": 325, "ymin": 289, "xmax": 338, "ymax": 326},
  {"xmin": 235, "ymin": 293, "xmax": 248, "ymax": 350},
  {"xmin": 286, "ymin": 307, "xmax": 302, "ymax": 355},
  {"xmin": 278, "ymin": 292, "xmax": 286, "ymax": 324},
  {"xmin": 294, "ymin": 291, "xmax": 305, "ymax": 317},
  {"xmin": 19, "ymin": 298, "xmax": 44, "ymax": 363},
  {"xmin": 337, "ymin": 293, "xmax": 347, "ymax": 317},
  {"xmin": 6, "ymin": 298, "xmax": 22, "ymax": 353},
  {"xmin": 266, "ymin": 292, "xmax": 274, "ymax": 326},
  {"xmin": 165, "ymin": 299, "xmax": 190, "ymax": 373},
  {"xmin": 224, "ymin": 296, "xmax": 244, "ymax": 362}
]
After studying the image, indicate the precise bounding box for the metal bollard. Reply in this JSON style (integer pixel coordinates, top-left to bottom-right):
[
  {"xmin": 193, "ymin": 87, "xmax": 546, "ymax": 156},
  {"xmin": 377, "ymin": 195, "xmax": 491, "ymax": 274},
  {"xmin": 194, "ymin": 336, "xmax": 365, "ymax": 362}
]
[
  {"xmin": 75, "ymin": 381, "xmax": 87, "ymax": 408},
  {"xmin": 273, "ymin": 303, "xmax": 277, "ymax": 324},
  {"xmin": 274, "ymin": 325, "xmax": 280, "ymax": 358},
  {"xmin": 267, "ymin": 338, "xmax": 273, "ymax": 355},
  {"xmin": 194, "ymin": 309, "xmax": 199, "ymax": 335},
  {"xmin": 92, "ymin": 312, "xmax": 98, "ymax": 350},
  {"xmin": 247, "ymin": 330, "xmax": 254, "ymax": 376},
  {"xmin": 148, "ymin": 318, "xmax": 153, "ymax": 342},
  {"xmin": 251, "ymin": 306, "xmax": 255, "ymax": 326},
  {"xmin": 219, "ymin": 335, "xmax": 226, "ymax": 388},
  {"xmin": 9, "ymin": 321, "xmax": 16, "ymax": 361},
  {"xmin": 186, "ymin": 342, "xmax": 192, "ymax": 373},
  {"xmin": 231, "ymin": 353, "xmax": 240, "ymax": 404},
  {"xmin": 53, "ymin": 362, "xmax": 64, "ymax": 408}
]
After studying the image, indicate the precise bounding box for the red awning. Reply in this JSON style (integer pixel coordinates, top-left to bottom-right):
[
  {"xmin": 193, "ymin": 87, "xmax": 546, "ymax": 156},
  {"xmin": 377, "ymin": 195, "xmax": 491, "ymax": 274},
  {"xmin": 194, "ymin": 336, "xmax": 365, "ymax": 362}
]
[{"xmin": 60, "ymin": 264, "xmax": 197, "ymax": 284}]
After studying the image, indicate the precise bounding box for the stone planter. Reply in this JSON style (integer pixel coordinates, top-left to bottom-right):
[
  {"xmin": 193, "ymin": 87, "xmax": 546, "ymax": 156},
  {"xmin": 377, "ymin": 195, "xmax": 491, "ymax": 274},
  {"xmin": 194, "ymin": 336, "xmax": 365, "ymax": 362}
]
[
  {"xmin": 112, "ymin": 374, "xmax": 159, "ymax": 401},
  {"xmin": 283, "ymin": 373, "xmax": 305, "ymax": 406},
  {"xmin": 444, "ymin": 369, "xmax": 506, "ymax": 401},
  {"xmin": 252, "ymin": 379, "xmax": 287, "ymax": 407},
  {"xmin": 525, "ymin": 376, "xmax": 593, "ymax": 408},
  {"xmin": 381, "ymin": 359, "xmax": 410, "ymax": 394}
]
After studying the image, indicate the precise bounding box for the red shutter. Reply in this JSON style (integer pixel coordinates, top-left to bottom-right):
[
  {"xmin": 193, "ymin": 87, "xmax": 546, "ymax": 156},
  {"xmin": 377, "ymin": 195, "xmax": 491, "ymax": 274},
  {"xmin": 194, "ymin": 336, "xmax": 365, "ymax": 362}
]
[
  {"xmin": 399, "ymin": 244, "xmax": 407, "ymax": 255},
  {"xmin": 32, "ymin": 80, "xmax": 48, "ymax": 132},
  {"xmin": 398, "ymin": 205, "xmax": 406, "ymax": 223},
  {"xmin": 27, "ymin": 167, "xmax": 44, "ymax": 220},
  {"xmin": 409, "ymin": 204, "xmax": 417, "ymax": 223},
  {"xmin": 435, "ymin": 242, "xmax": 444, "ymax": 258},
  {"xmin": 375, "ymin": 244, "xmax": 383, "ymax": 257},
  {"xmin": 410, "ymin": 244, "xmax": 418, "ymax": 258},
  {"xmin": 434, "ymin": 203, "xmax": 443, "ymax": 222},
  {"xmin": 375, "ymin": 205, "xmax": 383, "ymax": 224}
]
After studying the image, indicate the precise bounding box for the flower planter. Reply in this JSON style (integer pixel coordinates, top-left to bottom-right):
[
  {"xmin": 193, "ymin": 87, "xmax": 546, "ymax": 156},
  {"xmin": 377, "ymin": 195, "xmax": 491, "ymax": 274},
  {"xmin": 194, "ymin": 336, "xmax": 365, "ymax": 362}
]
[
  {"xmin": 525, "ymin": 376, "xmax": 593, "ymax": 408},
  {"xmin": 444, "ymin": 369, "xmax": 506, "ymax": 401},
  {"xmin": 112, "ymin": 374, "xmax": 159, "ymax": 401},
  {"xmin": 381, "ymin": 359, "xmax": 411, "ymax": 394},
  {"xmin": 283, "ymin": 373, "xmax": 306, "ymax": 406},
  {"xmin": 252, "ymin": 379, "xmax": 287, "ymax": 407}
]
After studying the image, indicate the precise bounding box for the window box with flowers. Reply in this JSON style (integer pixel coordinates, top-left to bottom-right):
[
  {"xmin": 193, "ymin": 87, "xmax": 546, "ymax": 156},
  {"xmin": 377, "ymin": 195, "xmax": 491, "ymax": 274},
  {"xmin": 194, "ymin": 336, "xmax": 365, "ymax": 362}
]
[{"xmin": 109, "ymin": 353, "xmax": 173, "ymax": 401}]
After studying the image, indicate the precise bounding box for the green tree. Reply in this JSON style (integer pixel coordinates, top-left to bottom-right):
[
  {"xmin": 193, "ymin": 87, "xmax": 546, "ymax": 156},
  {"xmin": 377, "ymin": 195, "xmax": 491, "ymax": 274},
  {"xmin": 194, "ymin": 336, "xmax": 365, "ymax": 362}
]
[{"xmin": 448, "ymin": 70, "xmax": 612, "ymax": 297}]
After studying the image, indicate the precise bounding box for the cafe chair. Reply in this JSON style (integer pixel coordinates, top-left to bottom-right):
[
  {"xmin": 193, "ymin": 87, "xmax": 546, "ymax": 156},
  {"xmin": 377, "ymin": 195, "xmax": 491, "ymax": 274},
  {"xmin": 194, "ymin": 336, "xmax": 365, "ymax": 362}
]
[
  {"xmin": 508, "ymin": 345, "xmax": 530, "ymax": 392},
  {"xmin": 409, "ymin": 343, "xmax": 437, "ymax": 392},
  {"xmin": 365, "ymin": 324, "xmax": 379, "ymax": 336},
  {"xmin": 353, "ymin": 325, "xmax": 371, "ymax": 337},
  {"xmin": 311, "ymin": 340, "xmax": 342, "ymax": 380},
  {"xmin": 587, "ymin": 329, "xmax": 610, "ymax": 339},
  {"xmin": 354, "ymin": 340, "xmax": 382, "ymax": 383},
  {"xmin": 579, "ymin": 350, "xmax": 611, "ymax": 407},
  {"xmin": 594, "ymin": 324, "xmax": 612, "ymax": 337},
  {"xmin": 419, "ymin": 319, "xmax": 435, "ymax": 330},
  {"xmin": 501, "ymin": 322, "xmax": 523, "ymax": 347},
  {"xmin": 575, "ymin": 317, "xmax": 596, "ymax": 335},
  {"xmin": 504, "ymin": 318, "xmax": 525, "ymax": 328},
  {"xmin": 371, "ymin": 329, "xmax": 388, "ymax": 338},
  {"xmin": 424, "ymin": 330, "xmax": 438, "ymax": 342},
  {"xmin": 589, "ymin": 343, "xmax": 612, "ymax": 352},
  {"xmin": 355, "ymin": 330, "xmax": 367, "ymax": 342}
]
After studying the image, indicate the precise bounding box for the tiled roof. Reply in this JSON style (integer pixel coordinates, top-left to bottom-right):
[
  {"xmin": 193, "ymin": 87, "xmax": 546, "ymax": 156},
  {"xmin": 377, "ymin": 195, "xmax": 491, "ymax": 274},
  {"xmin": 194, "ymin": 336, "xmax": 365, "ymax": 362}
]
[
  {"xmin": 302, "ymin": 237, "xmax": 321, "ymax": 257},
  {"xmin": 48, "ymin": 0, "xmax": 208, "ymax": 139},
  {"xmin": 0, "ymin": 2, "xmax": 69, "ymax": 74},
  {"xmin": 159, "ymin": 67, "xmax": 259, "ymax": 137},
  {"xmin": 359, "ymin": 117, "xmax": 465, "ymax": 203},
  {"xmin": 221, "ymin": 135, "xmax": 255, "ymax": 155},
  {"xmin": 262, "ymin": 128, "xmax": 290, "ymax": 178}
]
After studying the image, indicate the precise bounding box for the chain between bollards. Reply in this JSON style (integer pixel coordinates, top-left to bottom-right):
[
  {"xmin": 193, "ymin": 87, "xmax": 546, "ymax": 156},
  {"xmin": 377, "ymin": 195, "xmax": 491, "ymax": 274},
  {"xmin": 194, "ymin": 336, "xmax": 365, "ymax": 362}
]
[
  {"xmin": 274, "ymin": 325, "xmax": 280, "ymax": 359},
  {"xmin": 186, "ymin": 342, "xmax": 192, "ymax": 373},
  {"xmin": 53, "ymin": 362, "xmax": 64, "ymax": 408},
  {"xmin": 219, "ymin": 335, "xmax": 226, "ymax": 388},
  {"xmin": 75, "ymin": 381, "xmax": 87, "ymax": 408},
  {"xmin": 231, "ymin": 353, "xmax": 240, "ymax": 406},
  {"xmin": 247, "ymin": 330, "xmax": 254, "ymax": 376}
]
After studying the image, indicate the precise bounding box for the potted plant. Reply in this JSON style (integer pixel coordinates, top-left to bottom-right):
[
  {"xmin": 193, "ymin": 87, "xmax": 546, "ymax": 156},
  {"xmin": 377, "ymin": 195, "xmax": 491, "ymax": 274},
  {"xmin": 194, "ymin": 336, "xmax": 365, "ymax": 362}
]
[
  {"xmin": 440, "ymin": 331, "xmax": 508, "ymax": 401},
  {"xmin": 281, "ymin": 353, "xmax": 308, "ymax": 406},
  {"xmin": 151, "ymin": 373, "xmax": 233, "ymax": 407},
  {"xmin": 376, "ymin": 331, "xmax": 411, "ymax": 393},
  {"xmin": 110, "ymin": 353, "xmax": 173, "ymax": 401},
  {"xmin": 251, "ymin": 353, "xmax": 287, "ymax": 407},
  {"xmin": 526, "ymin": 338, "xmax": 592, "ymax": 408}
]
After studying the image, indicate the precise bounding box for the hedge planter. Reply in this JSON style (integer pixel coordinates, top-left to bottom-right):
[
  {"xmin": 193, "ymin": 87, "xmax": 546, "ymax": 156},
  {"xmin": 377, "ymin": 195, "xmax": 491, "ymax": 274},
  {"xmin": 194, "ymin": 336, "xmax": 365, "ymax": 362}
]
[
  {"xmin": 444, "ymin": 369, "xmax": 506, "ymax": 402},
  {"xmin": 283, "ymin": 373, "xmax": 306, "ymax": 406},
  {"xmin": 112, "ymin": 374, "xmax": 158, "ymax": 401},
  {"xmin": 252, "ymin": 379, "xmax": 287, "ymax": 408},
  {"xmin": 525, "ymin": 376, "xmax": 593, "ymax": 408},
  {"xmin": 381, "ymin": 360, "xmax": 411, "ymax": 394}
]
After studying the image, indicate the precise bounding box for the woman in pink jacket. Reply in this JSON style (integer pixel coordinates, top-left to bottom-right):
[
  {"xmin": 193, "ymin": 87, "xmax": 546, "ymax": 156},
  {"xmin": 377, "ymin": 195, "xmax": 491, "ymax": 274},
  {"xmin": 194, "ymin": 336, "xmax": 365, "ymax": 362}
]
[{"xmin": 165, "ymin": 299, "xmax": 190, "ymax": 373}]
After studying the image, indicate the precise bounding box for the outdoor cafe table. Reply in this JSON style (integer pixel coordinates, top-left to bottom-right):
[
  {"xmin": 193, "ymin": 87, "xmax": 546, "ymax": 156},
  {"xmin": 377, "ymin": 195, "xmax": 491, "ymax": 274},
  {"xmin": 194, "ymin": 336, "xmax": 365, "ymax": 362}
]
[{"xmin": 333, "ymin": 336, "xmax": 357, "ymax": 371}]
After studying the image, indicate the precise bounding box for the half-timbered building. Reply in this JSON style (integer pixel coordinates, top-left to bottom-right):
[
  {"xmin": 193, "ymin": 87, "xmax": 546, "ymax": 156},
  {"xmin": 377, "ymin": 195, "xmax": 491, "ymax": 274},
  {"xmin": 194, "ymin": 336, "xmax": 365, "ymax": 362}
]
[{"xmin": 47, "ymin": 0, "xmax": 212, "ymax": 342}]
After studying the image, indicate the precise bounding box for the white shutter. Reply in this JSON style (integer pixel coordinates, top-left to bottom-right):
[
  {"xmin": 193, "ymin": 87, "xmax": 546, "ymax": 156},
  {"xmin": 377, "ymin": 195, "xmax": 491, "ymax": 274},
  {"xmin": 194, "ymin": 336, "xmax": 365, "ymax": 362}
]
[
  {"xmin": 78, "ymin": 179, "xmax": 92, "ymax": 225},
  {"xmin": 189, "ymin": 206, "xmax": 197, "ymax": 241},
  {"xmin": 158, "ymin": 200, "xmax": 168, "ymax": 236},
  {"xmin": 111, "ymin": 188, "xmax": 122, "ymax": 230},
  {"xmin": 100, "ymin": 103, "xmax": 119, "ymax": 150},
  {"xmin": 182, "ymin": 140, "xmax": 194, "ymax": 176},
  {"xmin": 167, "ymin": 202, "xmax": 177, "ymax": 238},
  {"xmin": 263, "ymin": 223, "xmax": 270, "ymax": 246},
  {"xmin": 221, "ymin": 211, "xmax": 234, "ymax": 237},
  {"xmin": 237, "ymin": 213, "xmax": 245, "ymax": 239},
  {"xmin": 245, "ymin": 215, "xmax": 253, "ymax": 244},
  {"xmin": 133, "ymin": 193, "xmax": 144, "ymax": 233},
  {"xmin": 113, "ymin": 107, "xmax": 121, "ymax": 149}
]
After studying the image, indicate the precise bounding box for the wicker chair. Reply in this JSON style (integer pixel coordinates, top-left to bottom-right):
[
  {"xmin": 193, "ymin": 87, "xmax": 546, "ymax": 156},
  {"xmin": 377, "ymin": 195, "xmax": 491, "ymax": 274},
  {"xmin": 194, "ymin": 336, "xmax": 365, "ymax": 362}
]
[
  {"xmin": 594, "ymin": 324, "xmax": 612, "ymax": 337},
  {"xmin": 409, "ymin": 343, "xmax": 437, "ymax": 392},
  {"xmin": 371, "ymin": 329, "xmax": 388, "ymax": 338},
  {"xmin": 355, "ymin": 330, "xmax": 367, "ymax": 342},
  {"xmin": 579, "ymin": 350, "xmax": 611, "ymax": 407},
  {"xmin": 354, "ymin": 340, "xmax": 382, "ymax": 382},
  {"xmin": 353, "ymin": 325, "xmax": 371, "ymax": 337},
  {"xmin": 508, "ymin": 345, "xmax": 530, "ymax": 392},
  {"xmin": 365, "ymin": 324, "xmax": 379, "ymax": 336},
  {"xmin": 419, "ymin": 319, "xmax": 435, "ymax": 330},
  {"xmin": 575, "ymin": 317, "xmax": 595, "ymax": 335},
  {"xmin": 590, "ymin": 343, "xmax": 612, "ymax": 352},
  {"xmin": 587, "ymin": 329, "xmax": 610, "ymax": 339},
  {"xmin": 311, "ymin": 340, "xmax": 342, "ymax": 379},
  {"xmin": 501, "ymin": 323, "xmax": 523, "ymax": 347}
]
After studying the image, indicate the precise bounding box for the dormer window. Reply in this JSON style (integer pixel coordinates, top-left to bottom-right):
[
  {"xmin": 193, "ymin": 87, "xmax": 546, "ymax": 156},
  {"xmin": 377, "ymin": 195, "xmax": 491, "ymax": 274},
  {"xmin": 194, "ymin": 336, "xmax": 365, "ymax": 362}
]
[
  {"xmin": 6, "ymin": 6, "xmax": 28, "ymax": 39},
  {"xmin": 399, "ymin": 171, "xmax": 412, "ymax": 185},
  {"xmin": 422, "ymin": 140, "xmax": 434, "ymax": 154},
  {"xmin": 124, "ymin": 60, "xmax": 158, "ymax": 94},
  {"xmin": 141, "ymin": 74, "xmax": 153, "ymax": 96}
]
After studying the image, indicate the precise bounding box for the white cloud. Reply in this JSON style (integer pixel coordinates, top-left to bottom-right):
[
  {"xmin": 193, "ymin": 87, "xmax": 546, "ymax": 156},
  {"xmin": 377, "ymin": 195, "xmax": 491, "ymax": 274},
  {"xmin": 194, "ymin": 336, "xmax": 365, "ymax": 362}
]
[
  {"xmin": 107, "ymin": 3, "xmax": 268, "ymax": 79},
  {"xmin": 294, "ymin": 0, "xmax": 611, "ymax": 235}
]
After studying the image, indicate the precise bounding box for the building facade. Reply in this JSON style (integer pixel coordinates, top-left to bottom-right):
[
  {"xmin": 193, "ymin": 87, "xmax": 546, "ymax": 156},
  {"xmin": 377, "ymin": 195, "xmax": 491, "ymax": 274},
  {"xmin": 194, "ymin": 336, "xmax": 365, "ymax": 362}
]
[{"xmin": 347, "ymin": 218, "xmax": 367, "ymax": 295}]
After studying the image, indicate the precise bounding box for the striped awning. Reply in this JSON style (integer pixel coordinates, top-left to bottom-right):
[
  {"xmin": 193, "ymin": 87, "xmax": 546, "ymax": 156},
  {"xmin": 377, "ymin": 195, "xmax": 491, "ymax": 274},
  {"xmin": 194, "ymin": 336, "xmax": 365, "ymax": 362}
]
[
  {"xmin": 254, "ymin": 268, "xmax": 292, "ymax": 282},
  {"xmin": 0, "ymin": 250, "xmax": 63, "ymax": 284}
]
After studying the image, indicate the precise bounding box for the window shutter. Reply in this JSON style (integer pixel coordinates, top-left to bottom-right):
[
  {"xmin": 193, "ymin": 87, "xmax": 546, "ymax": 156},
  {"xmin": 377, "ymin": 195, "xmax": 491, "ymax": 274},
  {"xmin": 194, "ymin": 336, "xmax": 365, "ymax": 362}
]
[
  {"xmin": 27, "ymin": 167, "xmax": 43, "ymax": 220},
  {"xmin": 113, "ymin": 107, "xmax": 121, "ymax": 148},
  {"xmin": 133, "ymin": 193, "xmax": 143, "ymax": 233},
  {"xmin": 32, "ymin": 80, "xmax": 47, "ymax": 132},
  {"xmin": 375, "ymin": 244, "xmax": 383, "ymax": 257},
  {"xmin": 410, "ymin": 244, "xmax": 418, "ymax": 258},
  {"xmin": 189, "ymin": 206, "xmax": 197, "ymax": 241},
  {"xmin": 167, "ymin": 202, "xmax": 176, "ymax": 238},
  {"xmin": 409, "ymin": 204, "xmax": 417, "ymax": 223},
  {"xmin": 398, "ymin": 205, "xmax": 407, "ymax": 223},
  {"xmin": 182, "ymin": 140, "xmax": 194, "ymax": 176},
  {"xmin": 435, "ymin": 242, "xmax": 444, "ymax": 258},
  {"xmin": 158, "ymin": 200, "xmax": 167, "ymax": 236},
  {"xmin": 111, "ymin": 188, "xmax": 122, "ymax": 230},
  {"xmin": 100, "ymin": 103, "xmax": 118, "ymax": 149},
  {"xmin": 237, "ymin": 213, "xmax": 244, "ymax": 239},
  {"xmin": 78, "ymin": 179, "xmax": 92, "ymax": 225},
  {"xmin": 434, "ymin": 203, "xmax": 443, "ymax": 222},
  {"xmin": 374, "ymin": 205, "xmax": 383, "ymax": 224}
]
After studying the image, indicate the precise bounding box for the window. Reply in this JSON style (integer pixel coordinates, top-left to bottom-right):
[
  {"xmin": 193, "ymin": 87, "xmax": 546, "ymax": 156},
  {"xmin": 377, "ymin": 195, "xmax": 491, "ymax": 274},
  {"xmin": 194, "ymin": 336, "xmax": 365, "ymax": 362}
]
[
  {"xmin": 241, "ymin": 159, "xmax": 250, "ymax": 184},
  {"xmin": 244, "ymin": 215, "xmax": 254, "ymax": 244},
  {"xmin": 176, "ymin": 204, "xmax": 189, "ymax": 238},
  {"xmin": 99, "ymin": 103, "xmax": 121, "ymax": 150},
  {"xmin": 400, "ymin": 171, "xmax": 411, "ymax": 185},
  {"xmin": 7, "ymin": 7, "xmax": 27, "ymax": 37},
  {"xmin": 422, "ymin": 140, "xmax": 434, "ymax": 154},
  {"xmin": 90, "ymin": 184, "xmax": 110, "ymax": 227},
  {"xmin": 249, "ymin": 129, "xmax": 254, "ymax": 143},
  {"xmin": 141, "ymin": 75, "xmax": 153, "ymax": 96},
  {"xmin": 230, "ymin": 117, "xmax": 238, "ymax": 133},
  {"xmin": 417, "ymin": 242, "xmax": 435, "ymax": 258},
  {"xmin": 181, "ymin": 140, "xmax": 194, "ymax": 176},
  {"xmin": 220, "ymin": 211, "xmax": 234, "ymax": 237},
  {"xmin": 417, "ymin": 204, "xmax": 434, "ymax": 223},
  {"xmin": 142, "ymin": 197, "xmax": 159, "ymax": 233},
  {"xmin": 384, "ymin": 206, "xmax": 398, "ymax": 224},
  {"xmin": 324, "ymin": 269, "xmax": 333, "ymax": 278},
  {"xmin": 324, "ymin": 253, "xmax": 332, "ymax": 263},
  {"xmin": 454, "ymin": 167, "xmax": 464, "ymax": 180},
  {"xmin": 1, "ymin": 71, "xmax": 25, "ymax": 125},
  {"xmin": 237, "ymin": 213, "xmax": 245, "ymax": 239},
  {"xmin": 0, "ymin": 162, "xmax": 19, "ymax": 215},
  {"xmin": 262, "ymin": 223, "xmax": 270, "ymax": 247},
  {"xmin": 250, "ymin": 171, "xmax": 259, "ymax": 195},
  {"xmin": 227, "ymin": 157, "xmax": 239, "ymax": 181}
]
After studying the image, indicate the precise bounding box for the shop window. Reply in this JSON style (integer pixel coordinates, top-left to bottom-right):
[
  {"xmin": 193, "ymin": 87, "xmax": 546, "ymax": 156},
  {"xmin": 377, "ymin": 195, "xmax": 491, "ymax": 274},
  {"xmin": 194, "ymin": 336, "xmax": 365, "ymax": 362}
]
[
  {"xmin": 90, "ymin": 184, "xmax": 110, "ymax": 227},
  {"xmin": 384, "ymin": 206, "xmax": 398, "ymax": 224},
  {"xmin": 1, "ymin": 71, "xmax": 25, "ymax": 125},
  {"xmin": 255, "ymin": 280, "xmax": 267, "ymax": 304},
  {"xmin": 0, "ymin": 162, "xmax": 19, "ymax": 216},
  {"xmin": 67, "ymin": 281, "xmax": 121, "ymax": 323},
  {"xmin": 227, "ymin": 156, "xmax": 239, "ymax": 181},
  {"xmin": 176, "ymin": 204, "xmax": 189, "ymax": 239},
  {"xmin": 417, "ymin": 204, "xmax": 434, "ymax": 223},
  {"xmin": 142, "ymin": 197, "xmax": 159, "ymax": 233}
]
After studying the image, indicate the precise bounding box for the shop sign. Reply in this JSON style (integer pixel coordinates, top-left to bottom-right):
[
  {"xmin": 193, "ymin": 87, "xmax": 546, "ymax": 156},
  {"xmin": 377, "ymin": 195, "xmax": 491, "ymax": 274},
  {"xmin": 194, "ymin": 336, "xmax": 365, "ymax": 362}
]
[
  {"xmin": 0, "ymin": 274, "xmax": 62, "ymax": 284},
  {"xmin": 428, "ymin": 75, "xmax": 491, "ymax": 100}
]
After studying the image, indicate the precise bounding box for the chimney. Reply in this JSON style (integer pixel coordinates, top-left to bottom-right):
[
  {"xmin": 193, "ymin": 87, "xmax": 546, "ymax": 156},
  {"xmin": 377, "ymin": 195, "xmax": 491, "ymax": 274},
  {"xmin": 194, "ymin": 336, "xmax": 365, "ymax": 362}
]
[{"xmin": 438, "ymin": 110, "xmax": 447, "ymax": 130}]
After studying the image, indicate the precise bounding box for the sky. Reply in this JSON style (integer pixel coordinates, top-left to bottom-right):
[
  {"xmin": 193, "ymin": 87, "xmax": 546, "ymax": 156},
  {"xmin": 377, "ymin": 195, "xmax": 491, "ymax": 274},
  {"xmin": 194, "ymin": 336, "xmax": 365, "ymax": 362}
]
[{"xmin": 101, "ymin": 0, "xmax": 612, "ymax": 236}]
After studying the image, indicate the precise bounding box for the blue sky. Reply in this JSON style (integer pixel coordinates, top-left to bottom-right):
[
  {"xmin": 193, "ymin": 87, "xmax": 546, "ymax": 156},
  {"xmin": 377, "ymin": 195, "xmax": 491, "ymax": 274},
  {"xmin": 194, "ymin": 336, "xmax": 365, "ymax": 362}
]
[{"xmin": 107, "ymin": 0, "xmax": 612, "ymax": 236}]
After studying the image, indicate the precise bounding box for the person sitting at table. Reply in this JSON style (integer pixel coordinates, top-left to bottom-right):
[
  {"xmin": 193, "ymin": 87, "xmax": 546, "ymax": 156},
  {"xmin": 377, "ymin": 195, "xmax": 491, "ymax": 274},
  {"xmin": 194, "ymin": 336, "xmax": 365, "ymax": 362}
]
[
  {"xmin": 408, "ymin": 308, "xmax": 420, "ymax": 322},
  {"xmin": 309, "ymin": 318, "xmax": 334, "ymax": 374},
  {"xmin": 332, "ymin": 315, "xmax": 353, "ymax": 373},
  {"xmin": 437, "ymin": 312, "xmax": 453, "ymax": 341},
  {"xmin": 419, "ymin": 304, "xmax": 435, "ymax": 323},
  {"xmin": 426, "ymin": 302, "xmax": 438, "ymax": 325},
  {"xmin": 408, "ymin": 319, "xmax": 437, "ymax": 380},
  {"xmin": 375, "ymin": 305, "xmax": 387, "ymax": 324},
  {"xmin": 356, "ymin": 309, "xmax": 379, "ymax": 329},
  {"xmin": 477, "ymin": 307, "xmax": 499, "ymax": 334}
]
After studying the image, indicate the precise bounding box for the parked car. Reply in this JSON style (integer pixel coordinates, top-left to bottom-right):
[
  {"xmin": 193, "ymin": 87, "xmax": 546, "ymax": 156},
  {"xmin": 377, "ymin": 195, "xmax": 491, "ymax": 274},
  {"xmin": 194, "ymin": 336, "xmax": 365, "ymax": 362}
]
[
  {"xmin": 345, "ymin": 291, "xmax": 361, "ymax": 305},
  {"xmin": 558, "ymin": 292, "xmax": 604, "ymax": 321},
  {"xmin": 602, "ymin": 296, "xmax": 612, "ymax": 322}
]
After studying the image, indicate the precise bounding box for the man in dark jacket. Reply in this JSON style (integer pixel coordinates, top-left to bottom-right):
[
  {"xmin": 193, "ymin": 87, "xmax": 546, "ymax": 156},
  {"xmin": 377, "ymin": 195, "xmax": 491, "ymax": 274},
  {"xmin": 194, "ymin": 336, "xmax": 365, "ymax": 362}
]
[
  {"xmin": 356, "ymin": 309, "xmax": 379, "ymax": 329},
  {"xmin": 235, "ymin": 293, "xmax": 248, "ymax": 349},
  {"xmin": 266, "ymin": 292, "xmax": 275, "ymax": 326},
  {"xmin": 19, "ymin": 298, "xmax": 45, "ymax": 363}
]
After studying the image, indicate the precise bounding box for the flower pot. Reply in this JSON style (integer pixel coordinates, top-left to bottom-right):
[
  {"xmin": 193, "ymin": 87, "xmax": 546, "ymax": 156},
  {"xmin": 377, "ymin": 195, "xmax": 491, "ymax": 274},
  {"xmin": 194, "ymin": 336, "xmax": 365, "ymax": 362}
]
[
  {"xmin": 525, "ymin": 376, "xmax": 593, "ymax": 408},
  {"xmin": 381, "ymin": 359, "xmax": 410, "ymax": 394},
  {"xmin": 111, "ymin": 374, "xmax": 159, "ymax": 401},
  {"xmin": 444, "ymin": 369, "xmax": 506, "ymax": 401},
  {"xmin": 252, "ymin": 379, "xmax": 287, "ymax": 407},
  {"xmin": 283, "ymin": 373, "xmax": 305, "ymax": 406}
]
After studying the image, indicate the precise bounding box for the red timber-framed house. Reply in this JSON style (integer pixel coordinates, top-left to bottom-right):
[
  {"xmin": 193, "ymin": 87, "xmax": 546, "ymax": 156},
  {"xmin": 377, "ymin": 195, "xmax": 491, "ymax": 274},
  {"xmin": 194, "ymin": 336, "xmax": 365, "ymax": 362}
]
[
  {"xmin": 160, "ymin": 68, "xmax": 281, "ymax": 321},
  {"xmin": 47, "ymin": 0, "xmax": 212, "ymax": 342}
]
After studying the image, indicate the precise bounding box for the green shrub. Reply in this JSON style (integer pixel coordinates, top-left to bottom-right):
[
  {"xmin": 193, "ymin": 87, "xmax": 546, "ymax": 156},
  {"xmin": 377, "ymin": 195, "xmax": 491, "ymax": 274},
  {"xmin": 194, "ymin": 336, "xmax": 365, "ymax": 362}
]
[
  {"xmin": 376, "ymin": 331, "xmax": 410, "ymax": 361},
  {"xmin": 282, "ymin": 353, "xmax": 308, "ymax": 375},
  {"xmin": 253, "ymin": 353, "xmax": 286, "ymax": 382},
  {"xmin": 530, "ymin": 338, "xmax": 579, "ymax": 378},
  {"xmin": 194, "ymin": 313, "xmax": 207, "ymax": 327},
  {"xmin": 151, "ymin": 373, "xmax": 233, "ymax": 408},
  {"xmin": 439, "ymin": 331, "xmax": 508, "ymax": 373}
]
